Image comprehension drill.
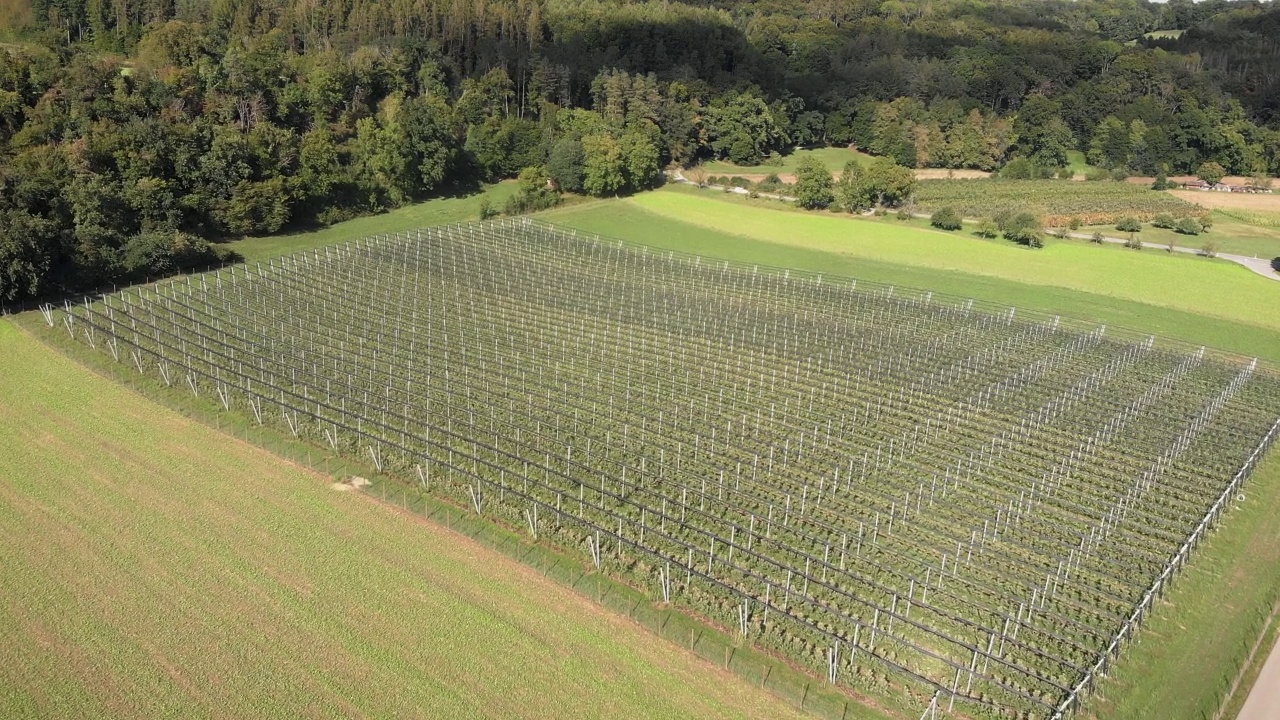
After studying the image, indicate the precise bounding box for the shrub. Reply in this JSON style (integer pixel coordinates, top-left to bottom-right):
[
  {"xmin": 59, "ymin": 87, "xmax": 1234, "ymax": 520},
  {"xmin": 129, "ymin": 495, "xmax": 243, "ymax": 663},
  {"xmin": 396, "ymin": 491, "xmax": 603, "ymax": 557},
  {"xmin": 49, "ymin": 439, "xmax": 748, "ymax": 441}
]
[
  {"xmin": 993, "ymin": 209, "xmax": 1016, "ymax": 231},
  {"xmin": 1090, "ymin": 231, "xmax": 1105, "ymax": 243},
  {"xmin": 1201, "ymin": 239, "xmax": 1219, "ymax": 257},
  {"xmin": 1002, "ymin": 212, "xmax": 1043, "ymax": 248},
  {"xmin": 729, "ymin": 176, "xmax": 752, "ymax": 189},
  {"xmin": 756, "ymin": 173, "xmax": 785, "ymax": 192},
  {"xmin": 1174, "ymin": 217, "xmax": 1202, "ymax": 235},
  {"xmin": 1200, "ymin": 215, "xmax": 1213, "ymax": 231},
  {"xmin": 478, "ymin": 196, "xmax": 498, "ymax": 220},
  {"xmin": 1084, "ymin": 168, "xmax": 1110, "ymax": 182},
  {"xmin": 1052, "ymin": 227, "xmax": 1069, "ymax": 239},
  {"xmin": 1125, "ymin": 234, "xmax": 1143, "ymax": 250},
  {"xmin": 504, "ymin": 166, "xmax": 561, "ymax": 215},
  {"xmin": 1115, "ymin": 217, "xmax": 1142, "ymax": 233},
  {"xmin": 930, "ymin": 207, "xmax": 963, "ymax": 231},
  {"xmin": 896, "ymin": 207, "xmax": 913, "ymax": 220},
  {"xmin": 1151, "ymin": 172, "xmax": 1172, "ymax": 190},
  {"xmin": 975, "ymin": 218, "xmax": 999, "ymax": 238},
  {"xmin": 1152, "ymin": 212, "xmax": 1176, "ymax": 229},
  {"xmin": 1110, "ymin": 168, "xmax": 1130, "ymax": 182},
  {"xmin": 1068, "ymin": 216, "xmax": 1083, "ymax": 231}
]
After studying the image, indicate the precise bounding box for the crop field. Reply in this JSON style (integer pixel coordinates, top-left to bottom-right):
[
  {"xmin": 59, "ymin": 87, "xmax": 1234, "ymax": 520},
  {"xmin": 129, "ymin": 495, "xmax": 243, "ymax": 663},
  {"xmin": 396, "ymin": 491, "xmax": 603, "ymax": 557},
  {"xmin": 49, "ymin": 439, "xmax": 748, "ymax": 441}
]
[
  {"xmin": 53, "ymin": 218, "xmax": 1280, "ymax": 718},
  {"xmin": 915, "ymin": 181, "xmax": 1203, "ymax": 225}
]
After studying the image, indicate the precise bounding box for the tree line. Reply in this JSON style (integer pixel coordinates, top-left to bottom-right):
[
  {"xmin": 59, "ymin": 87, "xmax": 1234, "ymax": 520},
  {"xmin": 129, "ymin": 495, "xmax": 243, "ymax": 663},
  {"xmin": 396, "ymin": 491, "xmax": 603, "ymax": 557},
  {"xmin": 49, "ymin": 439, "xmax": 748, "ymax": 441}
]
[{"xmin": 0, "ymin": 0, "xmax": 1278, "ymax": 302}]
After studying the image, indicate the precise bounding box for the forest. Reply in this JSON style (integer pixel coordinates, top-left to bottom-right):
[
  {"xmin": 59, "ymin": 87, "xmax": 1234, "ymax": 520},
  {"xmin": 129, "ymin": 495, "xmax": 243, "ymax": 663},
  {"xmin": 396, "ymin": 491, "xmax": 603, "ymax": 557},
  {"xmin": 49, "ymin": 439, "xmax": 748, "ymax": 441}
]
[{"xmin": 1, "ymin": 0, "xmax": 1278, "ymax": 302}]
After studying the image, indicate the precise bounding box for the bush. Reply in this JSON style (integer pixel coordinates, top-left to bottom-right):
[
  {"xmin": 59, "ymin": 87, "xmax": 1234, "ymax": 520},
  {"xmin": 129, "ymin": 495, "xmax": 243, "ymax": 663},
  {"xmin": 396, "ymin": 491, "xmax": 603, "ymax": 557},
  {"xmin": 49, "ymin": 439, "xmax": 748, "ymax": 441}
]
[
  {"xmin": 1151, "ymin": 172, "xmax": 1172, "ymax": 190},
  {"xmin": 1115, "ymin": 217, "xmax": 1142, "ymax": 233},
  {"xmin": 756, "ymin": 173, "xmax": 786, "ymax": 192},
  {"xmin": 1052, "ymin": 226, "xmax": 1069, "ymax": 239},
  {"xmin": 1068, "ymin": 216, "xmax": 1083, "ymax": 231},
  {"xmin": 1090, "ymin": 231, "xmax": 1105, "ymax": 243},
  {"xmin": 1056, "ymin": 167, "xmax": 1074, "ymax": 180},
  {"xmin": 1174, "ymin": 217, "xmax": 1202, "ymax": 235},
  {"xmin": 930, "ymin": 207, "xmax": 963, "ymax": 231},
  {"xmin": 122, "ymin": 231, "xmax": 220, "ymax": 280},
  {"xmin": 479, "ymin": 196, "xmax": 498, "ymax": 220},
  {"xmin": 1084, "ymin": 168, "xmax": 1110, "ymax": 182},
  {"xmin": 975, "ymin": 218, "xmax": 999, "ymax": 238},
  {"xmin": 1125, "ymin": 234, "xmax": 1143, "ymax": 250},
  {"xmin": 504, "ymin": 166, "xmax": 561, "ymax": 215},
  {"xmin": 993, "ymin": 209, "xmax": 1016, "ymax": 231},
  {"xmin": 1002, "ymin": 212, "xmax": 1043, "ymax": 248},
  {"xmin": 896, "ymin": 207, "xmax": 913, "ymax": 220},
  {"xmin": 1200, "ymin": 215, "xmax": 1213, "ymax": 231},
  {"xmin": 1152, "ymin": 212, "xmax": 1176, "ymax": 229},
  {"xmin": 729, "ymin": 176, "xmax": 752, "ymax": 189},
  {"xmin": 1202, "ymin": 239, "xmax": 1219, "ymax": 257},
  {"xmin": 1110, "ymin": 168, "xmax": 1130, "ymax": 182},
  {"xmin": 1196, "ymin": 161, "xmax": 1227, "ymax": 186}
]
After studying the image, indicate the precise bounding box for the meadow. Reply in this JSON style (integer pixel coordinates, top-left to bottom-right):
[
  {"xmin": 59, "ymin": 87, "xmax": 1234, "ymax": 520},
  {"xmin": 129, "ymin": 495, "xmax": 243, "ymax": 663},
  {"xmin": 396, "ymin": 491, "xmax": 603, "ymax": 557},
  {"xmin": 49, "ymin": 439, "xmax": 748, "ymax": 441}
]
[
  {"xmin": 699, "ymin": 146, "xmax": 870, "ymax": 177},
  {"xmin": 0, "ymin": 319, "xmax": 822, "ymax": 720}
]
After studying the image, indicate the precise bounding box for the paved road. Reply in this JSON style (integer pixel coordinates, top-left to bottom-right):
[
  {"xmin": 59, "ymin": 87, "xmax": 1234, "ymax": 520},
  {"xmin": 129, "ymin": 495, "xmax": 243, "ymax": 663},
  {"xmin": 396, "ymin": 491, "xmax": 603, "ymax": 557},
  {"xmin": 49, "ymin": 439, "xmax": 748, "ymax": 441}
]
[
  {"xmin": 1237, "ymin": 633, "xmax": 1280, "ymax": 720},
  {"xmin": 667, "ymin": 171, "xmax": 1280, "ymax": 283}
]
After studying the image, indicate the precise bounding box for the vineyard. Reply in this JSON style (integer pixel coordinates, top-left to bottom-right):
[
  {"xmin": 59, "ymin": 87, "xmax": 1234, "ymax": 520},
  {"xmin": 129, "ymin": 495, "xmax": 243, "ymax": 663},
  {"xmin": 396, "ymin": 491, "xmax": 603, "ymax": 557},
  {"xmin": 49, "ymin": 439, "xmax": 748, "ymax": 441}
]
[
  {"xmin": 52, "ymin": 218, "xmax": 1280, "ymax": 719},
  {"xmin": 914, "ymin": 181, "xmax": 1204, "ymax": 226}
]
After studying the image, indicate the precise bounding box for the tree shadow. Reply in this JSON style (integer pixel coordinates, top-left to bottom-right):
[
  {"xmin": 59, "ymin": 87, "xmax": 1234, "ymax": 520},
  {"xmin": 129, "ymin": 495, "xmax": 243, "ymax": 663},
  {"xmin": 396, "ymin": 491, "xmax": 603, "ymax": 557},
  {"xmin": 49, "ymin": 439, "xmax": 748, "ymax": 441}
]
[{"xmin": 1270, "ymin": 257, "xmax": 1280, "ymax": 273}]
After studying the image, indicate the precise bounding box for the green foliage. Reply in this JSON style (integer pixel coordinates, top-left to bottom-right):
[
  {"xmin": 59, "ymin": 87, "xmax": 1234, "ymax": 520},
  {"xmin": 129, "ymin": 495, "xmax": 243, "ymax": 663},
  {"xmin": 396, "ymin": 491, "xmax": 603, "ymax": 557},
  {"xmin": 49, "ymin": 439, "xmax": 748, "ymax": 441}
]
[
  {"xmin": 121, "ymin": 230, "xmax": 220, "ymax": 280},
  {"xmin": 1116, "ymin": 217, "xmax": 1143, "ymax": 233},
  {"xmin": 478, "ymin": 196, "xmax": 498, "ymax": 220},
  {"xmin": 547, "ymin": 138, "xmax": 586, "ymax": 193},
  {"xmin": 793, "ymin": 156, "xmax": 834, "ymax": 210},
  {"xmin": 1174, "ymin": 217, "xmax": 1203, "ymax": 235},
  {"xmin": 1152, "ymin": 172, "xmax": 1172, "ymax": 190},
  {"xmin": 1152, "ymin": 213, "xmax": 1176, "ymax": 229},
  {"xmin": 1196, "ymin": 161, "xmax": 1227, "ymax": 186},
  {"xmin": 864, "ymin": 158, "xmax": 917, "ymax": 208},
  {"xmin": 975, "ymin": 218, "xmax": 999, "ymax": 239},
  {"xmin": 582, "ymin": 134, "xmax": 626, "ymax": 196},
  {"xmin": 1091, "ymin": 231, "xmax": 1105, "ymax": 243},
  {"xmin": 504, "ymin": 166, "xmax": 561, "ymax": 214},
  {"xmin": 930, "ymin": 207, "xmax": 962, "ymax": 231},
  {"xmin": 1001, "ymin": 212, "xmax": 1044, "ymax": 248}
]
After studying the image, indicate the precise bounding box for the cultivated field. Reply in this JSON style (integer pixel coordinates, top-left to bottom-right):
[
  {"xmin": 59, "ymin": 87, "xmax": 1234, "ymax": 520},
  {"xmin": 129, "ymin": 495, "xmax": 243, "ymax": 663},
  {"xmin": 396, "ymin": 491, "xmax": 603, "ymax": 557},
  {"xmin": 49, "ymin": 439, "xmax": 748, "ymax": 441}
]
[
  {"xmin": 0, "ymin": 319, "xmax": 819, "ymax": 720},
  {"xmin": 1168, "ymin": 189, "xmax": 1280, "ymax": 216},
  {"xmin": 915, "ymin": 180, "xmax": 1202, "ymax": 226},
  {"xmin": 56, "ymin": 219, "xmax": 1280, "ymax": 718}
]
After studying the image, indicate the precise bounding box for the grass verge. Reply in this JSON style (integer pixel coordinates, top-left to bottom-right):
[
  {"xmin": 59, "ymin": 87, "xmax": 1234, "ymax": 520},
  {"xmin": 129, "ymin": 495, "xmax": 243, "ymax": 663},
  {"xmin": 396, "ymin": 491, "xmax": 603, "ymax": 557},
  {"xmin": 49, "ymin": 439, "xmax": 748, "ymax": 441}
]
[{"xmin": 1081, "ymin": 451, "xmax": 1280, "ymax": 720}]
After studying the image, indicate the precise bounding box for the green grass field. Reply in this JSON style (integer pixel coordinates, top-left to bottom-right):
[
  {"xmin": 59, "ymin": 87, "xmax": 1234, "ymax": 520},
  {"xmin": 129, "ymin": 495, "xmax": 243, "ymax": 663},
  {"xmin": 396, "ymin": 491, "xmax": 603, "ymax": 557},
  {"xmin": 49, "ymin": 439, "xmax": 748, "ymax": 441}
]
[
  {"xmin": 540, "ymin": 186, "xmax": 1280, "ymax": 358},
  {"xmin": 700, "ymin": 146, "xmax": 870, "ymax": 176},
  {"xmin": 0, "ymin": 320, "xmax": 817, "ymax": 720}
]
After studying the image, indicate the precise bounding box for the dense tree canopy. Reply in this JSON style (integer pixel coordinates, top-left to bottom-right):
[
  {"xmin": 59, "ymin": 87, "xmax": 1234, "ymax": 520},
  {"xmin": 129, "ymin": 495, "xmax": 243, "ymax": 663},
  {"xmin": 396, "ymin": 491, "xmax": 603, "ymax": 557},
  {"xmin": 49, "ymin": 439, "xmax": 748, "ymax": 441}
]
[{"xmin": 1, "ymin": 0, "xmax": 1279, "ymax": 301}]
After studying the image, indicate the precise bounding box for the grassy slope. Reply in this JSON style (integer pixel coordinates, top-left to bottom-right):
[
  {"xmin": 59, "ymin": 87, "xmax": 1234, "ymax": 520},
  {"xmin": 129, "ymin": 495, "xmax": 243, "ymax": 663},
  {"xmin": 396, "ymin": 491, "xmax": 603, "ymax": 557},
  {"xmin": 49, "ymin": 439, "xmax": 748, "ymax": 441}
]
[
  {"xmin": 540, "ymin": 187, "xmax": 1280, "ymax": 362},
  {"xmin": 1082, "ymin": 453, "xmax": 1280, "ymax": 720},
  {"xmin": 0, "ymin": 320, "xmax": 813, "ymax": 720}
]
